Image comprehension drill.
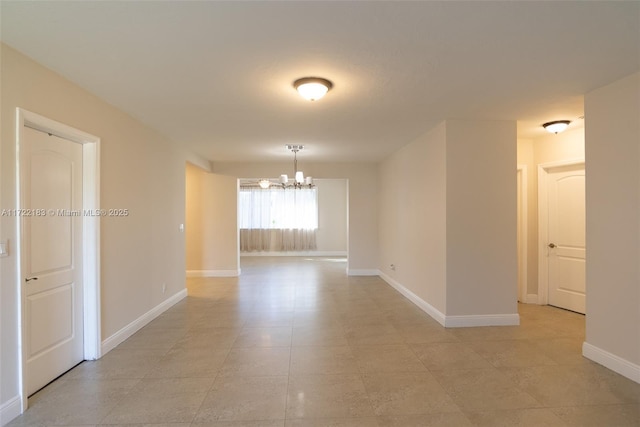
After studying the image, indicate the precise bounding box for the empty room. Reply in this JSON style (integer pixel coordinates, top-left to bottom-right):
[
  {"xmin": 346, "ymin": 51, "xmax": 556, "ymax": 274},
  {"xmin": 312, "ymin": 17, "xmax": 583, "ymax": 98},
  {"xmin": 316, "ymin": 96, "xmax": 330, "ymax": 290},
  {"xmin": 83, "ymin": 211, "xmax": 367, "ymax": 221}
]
[{"xmin": 1, "ymin": 2, "xmax": 639, "ymax": 426}]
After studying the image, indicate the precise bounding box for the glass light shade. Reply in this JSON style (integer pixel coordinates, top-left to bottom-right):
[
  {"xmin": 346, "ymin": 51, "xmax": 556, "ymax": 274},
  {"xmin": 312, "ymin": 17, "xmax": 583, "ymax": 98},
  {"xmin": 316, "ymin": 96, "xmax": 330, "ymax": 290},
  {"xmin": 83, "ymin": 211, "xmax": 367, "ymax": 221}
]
[
  {"xmin": 280, "ymin": 174, "xmax": 288, "ymax": 184},
  {"xmin": 296, "ymin": 82, "xmax": 329, "ymax": 101},
  {"xmin": 305, "ymin": 176, "xmax": 313, "ymax": 185},
  {"xmin": 295, "ymin": 171, "xmax": 304, "ymax": 183},
  {"xmin": 294, "ymin": 78, "xmax": 332, "ymax": 101},
  {"xmin": 543, "ymin": 120, "xmax": 570, "ymax": 134},
  {"xmin": 258, "ymin": 179, "xmax": 271, "ymax": 189}
]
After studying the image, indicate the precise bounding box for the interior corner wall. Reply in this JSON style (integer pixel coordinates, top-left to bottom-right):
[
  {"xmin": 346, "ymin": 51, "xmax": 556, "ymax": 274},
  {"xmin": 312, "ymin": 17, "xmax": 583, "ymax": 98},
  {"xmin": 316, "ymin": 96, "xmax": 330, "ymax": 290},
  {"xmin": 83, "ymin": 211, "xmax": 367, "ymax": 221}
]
[
  {"xmin": 211, "ymin": 162, "xmax": 377, "ymax": 271},
  {"xmin": 1, "ymin": 44, "xmax": 189, "ymax": 418},
  {"xmin": 584, "ymin": 72, "xmax": 640, "ymax": 370},
  {"xmin": 185, "ymin": 164, "xmax": 239, "ymax": 273},
  {"xmin": 315, "ymin": 179, "xmax": 348, "ymax": 253},
  {"xmin": 378, "ymin": 122, "xmax": 447, "ymax": 314},
  {"xmin": 186, "ymin": 163, "xmax": 204, "ymax": 271},
  {"xmin": 445, "ymin": 120, "xmax": 518, "ymax": 316}
]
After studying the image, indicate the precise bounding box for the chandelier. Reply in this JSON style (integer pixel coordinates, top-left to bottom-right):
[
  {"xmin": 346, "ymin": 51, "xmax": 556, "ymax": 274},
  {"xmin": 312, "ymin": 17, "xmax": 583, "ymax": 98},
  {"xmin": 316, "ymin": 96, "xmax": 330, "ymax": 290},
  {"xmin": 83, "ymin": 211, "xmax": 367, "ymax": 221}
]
[{"xmin": 257, "ymin": 145, "xmax": 313, "ymax": 189}]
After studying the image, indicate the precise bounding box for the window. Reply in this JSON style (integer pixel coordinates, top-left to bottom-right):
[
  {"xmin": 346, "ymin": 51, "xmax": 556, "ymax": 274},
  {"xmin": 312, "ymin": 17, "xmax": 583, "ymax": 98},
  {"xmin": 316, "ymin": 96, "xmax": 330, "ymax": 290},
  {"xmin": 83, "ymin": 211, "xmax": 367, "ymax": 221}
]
[
  {"xmin": 239, "ymin": 186, "xmax": 318, "ymax": 252},
  {"xmin": 239, "ymin": 187, "xmax": 318, "ymax": 230}
]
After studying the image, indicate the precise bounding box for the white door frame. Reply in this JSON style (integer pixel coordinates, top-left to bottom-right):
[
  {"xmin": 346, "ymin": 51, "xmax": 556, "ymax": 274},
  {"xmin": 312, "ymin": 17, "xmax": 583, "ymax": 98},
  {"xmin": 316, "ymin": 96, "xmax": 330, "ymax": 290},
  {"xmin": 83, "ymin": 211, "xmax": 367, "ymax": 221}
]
[
  {"xmin": 537, "ymin": 158, "xmax": 585, "ymax": 305},
  {"xmin": 517, "ymin": 165, "xmax": 528, "ymax": 303},
  {"xmin": 16, "ymin": 108, "xmax": 101, "ymax": 411}
]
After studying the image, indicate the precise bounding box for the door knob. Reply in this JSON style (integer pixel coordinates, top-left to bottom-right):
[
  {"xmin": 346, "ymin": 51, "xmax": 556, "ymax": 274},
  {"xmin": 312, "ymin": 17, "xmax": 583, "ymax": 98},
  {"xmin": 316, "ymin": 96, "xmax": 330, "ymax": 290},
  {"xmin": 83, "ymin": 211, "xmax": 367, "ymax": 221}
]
[{"xmin": 548, "ymin": 243, "xmax": 556, "ymax": 248}]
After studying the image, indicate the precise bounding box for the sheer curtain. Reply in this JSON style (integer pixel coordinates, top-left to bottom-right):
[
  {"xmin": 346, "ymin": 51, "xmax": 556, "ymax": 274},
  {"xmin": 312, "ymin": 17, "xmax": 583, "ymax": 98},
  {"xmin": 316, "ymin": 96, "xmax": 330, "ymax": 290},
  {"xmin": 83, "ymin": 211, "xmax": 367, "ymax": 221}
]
[{"xmin": 239, "ymin": 187, "xmax": 318, "ymax": 252}]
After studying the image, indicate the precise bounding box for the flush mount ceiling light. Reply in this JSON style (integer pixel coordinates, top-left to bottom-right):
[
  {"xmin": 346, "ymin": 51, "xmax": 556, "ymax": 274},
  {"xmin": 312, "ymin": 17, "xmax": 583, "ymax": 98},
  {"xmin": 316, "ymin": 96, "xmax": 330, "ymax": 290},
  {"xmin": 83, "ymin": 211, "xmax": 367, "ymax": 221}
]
[
  {"xmin": 543, "ymin": 120, "xmax": 571, "ymax": 134},
  {"xmin": 293, "ymin": 77, "xmax": 333, "ymax": 101}
]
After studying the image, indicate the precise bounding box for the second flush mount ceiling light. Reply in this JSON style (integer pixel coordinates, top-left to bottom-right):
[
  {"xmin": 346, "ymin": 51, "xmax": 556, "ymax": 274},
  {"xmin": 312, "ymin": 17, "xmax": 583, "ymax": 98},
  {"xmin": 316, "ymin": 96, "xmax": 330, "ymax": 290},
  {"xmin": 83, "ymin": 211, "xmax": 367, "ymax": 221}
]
[
  {"xmin": 294, "ymin": 77, "xmax": 333, "ymax": 101},
  {"xmin": 542, "ymin": 120, "xmax": 571, "ymax": 134}
]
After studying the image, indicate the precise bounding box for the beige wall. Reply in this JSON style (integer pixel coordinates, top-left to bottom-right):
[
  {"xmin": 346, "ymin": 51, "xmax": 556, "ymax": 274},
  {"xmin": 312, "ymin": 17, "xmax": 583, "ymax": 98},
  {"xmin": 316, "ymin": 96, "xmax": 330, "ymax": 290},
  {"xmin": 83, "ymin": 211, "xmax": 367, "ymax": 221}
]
[
  {"xmin": 517, "ymin": 128, "xmax": 585, "ymax": 297},
  {"xmin": 378, "ymin": 123, "xmax": 447, "ymax": 313},
  {"xmin": 445, "ymin": 120, "xmax": 518, "ymax": 316},
  {"xmin": 185, "ymin": 164, "xmax": 239, "ymax": 273},
  {"xmin": 315, "ymin": 179, "xmax": 348, "ymax": 252},
  {"xmin": 584, "ymin": 72, "xmax": 639, "ymax": 368},
  {"xmin": 0, "ymin": 45, "xmax": 195, "ymax": 408},
  {"xmin": 535, "ymin": 128, "xmax": 585, "ymax": 165},
  {"xmin": 378, "ymin": 120, "xmax": 518, "ymax": 319},
  {"xmin": 212, "ymin": 162, "xmax": 377, "ymax": 272}
]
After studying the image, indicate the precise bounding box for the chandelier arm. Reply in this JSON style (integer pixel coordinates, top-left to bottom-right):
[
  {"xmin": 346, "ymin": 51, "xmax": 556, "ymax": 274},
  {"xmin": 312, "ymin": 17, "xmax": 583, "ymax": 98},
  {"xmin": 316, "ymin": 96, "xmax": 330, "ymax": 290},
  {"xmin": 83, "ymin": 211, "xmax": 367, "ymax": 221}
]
[{"xmin": 281, "ymin": 145, "xmax": 313, "ymax": 189}]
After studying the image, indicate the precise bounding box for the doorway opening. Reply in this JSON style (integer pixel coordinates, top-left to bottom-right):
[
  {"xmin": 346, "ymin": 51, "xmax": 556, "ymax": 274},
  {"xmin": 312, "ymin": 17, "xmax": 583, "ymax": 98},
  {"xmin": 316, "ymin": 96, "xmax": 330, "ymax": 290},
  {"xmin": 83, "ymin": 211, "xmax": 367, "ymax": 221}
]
[
  {"xmin": 516, "ymin": 126, "xmax": 585, "ymax": 312},
  {"xmin": 184, "ymin": 169, "xmax": 351, "ymax": 278},
  {"xmin": 238, "ymin": 178, "xmax": 348, "ymax": 268}
]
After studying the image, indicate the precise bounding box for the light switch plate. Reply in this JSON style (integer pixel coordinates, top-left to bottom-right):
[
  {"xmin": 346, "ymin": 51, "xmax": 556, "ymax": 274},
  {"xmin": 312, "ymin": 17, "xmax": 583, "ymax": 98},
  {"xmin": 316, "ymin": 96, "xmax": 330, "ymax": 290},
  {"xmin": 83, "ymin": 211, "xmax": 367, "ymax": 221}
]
[{"xmin": 0, "ymin": 240, "xmax": 8, "ymax": 257}]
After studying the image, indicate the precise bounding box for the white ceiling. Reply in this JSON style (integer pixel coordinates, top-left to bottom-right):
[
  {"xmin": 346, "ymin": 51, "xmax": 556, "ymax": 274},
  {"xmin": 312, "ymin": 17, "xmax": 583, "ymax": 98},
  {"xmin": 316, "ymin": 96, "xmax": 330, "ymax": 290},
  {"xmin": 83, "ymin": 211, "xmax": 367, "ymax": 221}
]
[{"xmin": 1, "ymin": 1, "xmax": 638, "ymax": 162}]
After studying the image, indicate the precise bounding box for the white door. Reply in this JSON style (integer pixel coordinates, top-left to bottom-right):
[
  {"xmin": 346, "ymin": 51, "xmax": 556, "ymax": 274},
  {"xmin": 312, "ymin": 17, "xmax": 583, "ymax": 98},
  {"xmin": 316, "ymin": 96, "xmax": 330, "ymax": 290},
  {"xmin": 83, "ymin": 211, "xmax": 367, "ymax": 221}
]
[
  {"xmin": 545, "ymin": 164, "xmax": 586, "ymax": 314},
  {"xmin": 22, "ymin": 126, "xmax": 84, "ymax": 395}
]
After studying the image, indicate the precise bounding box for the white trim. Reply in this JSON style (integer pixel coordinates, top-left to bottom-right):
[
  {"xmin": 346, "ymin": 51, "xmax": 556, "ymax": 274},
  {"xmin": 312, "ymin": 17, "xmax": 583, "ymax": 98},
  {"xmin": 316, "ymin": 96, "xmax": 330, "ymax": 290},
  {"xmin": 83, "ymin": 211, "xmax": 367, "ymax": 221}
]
[
  {"xmin": 516, "ymin": 165, "xmax": 528, "ymax": 303},
  {"xmin": 101, "ymin": 289, "xmax": 187, "ymax": 355},
  {"xmin": 379, "ymin": 272, "xmax": 447, "ymax": 326},
  {"xmin": 0, "ymin": 395, "xmax": 21, "ymax": 427},
  {"xmin": 186, "ymin": 269, "xmax": 241, "ymax": 277},
  {"xmin": 537, "ymin": 164, "xmax": 548, "ymax": 305},
  {"xmin": 537, "ymin": 158, "xmax": 585, "ymax": 306},
  {"xmin": 16, "ymin": 109, "xmax": 101, "ymax": 413},
  {"xmin": 583, "ymin": 342, "xmax": 640, "ymax": 384},
  {"xmin": 235, "ymin": 179, "xmax": 241, "ymax": 278},
  {"xmin": 537, "ymin": 158, "xmax": 586, "ymax": 170},
  {"xmin": 525, "ymin": 294, "xmax": 539, "ymax": 304},
  {"xmin": 347, "ymin": 269, "xmax": 379, "ymax": 276},
  {"xmin": 241, "ymin": 251, "xmax": 347, "ymax": 257},
  {"xmin": 81, "ymin": 138, "xmax": 101, "ymax": 360},
  {"xmin": 379, "ymin": 272, "xmax": 520, "ymax": 328},
  {"xmin": 444, "ymin": 314, "xmax": 520, "ymax": 328},
  {"xmin": 345, "ymin": 179, "xmax": 351, "ymax": 274}
]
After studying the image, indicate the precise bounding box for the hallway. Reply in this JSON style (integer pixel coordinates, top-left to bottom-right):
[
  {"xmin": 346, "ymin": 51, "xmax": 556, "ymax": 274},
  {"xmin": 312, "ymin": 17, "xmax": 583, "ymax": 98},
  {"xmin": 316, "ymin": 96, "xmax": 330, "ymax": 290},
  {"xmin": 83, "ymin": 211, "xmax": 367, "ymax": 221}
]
[{"xmin": 9, "ymin": 257, "xmax": 640, "ymax": 426}]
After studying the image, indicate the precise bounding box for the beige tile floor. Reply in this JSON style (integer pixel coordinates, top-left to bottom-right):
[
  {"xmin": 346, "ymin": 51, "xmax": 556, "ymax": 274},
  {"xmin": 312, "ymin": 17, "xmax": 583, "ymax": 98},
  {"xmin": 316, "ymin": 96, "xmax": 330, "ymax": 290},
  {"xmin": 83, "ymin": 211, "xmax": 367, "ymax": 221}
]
[{"xmin": 9, "ymin": 257, "xmax": 640, "ymax": 426}]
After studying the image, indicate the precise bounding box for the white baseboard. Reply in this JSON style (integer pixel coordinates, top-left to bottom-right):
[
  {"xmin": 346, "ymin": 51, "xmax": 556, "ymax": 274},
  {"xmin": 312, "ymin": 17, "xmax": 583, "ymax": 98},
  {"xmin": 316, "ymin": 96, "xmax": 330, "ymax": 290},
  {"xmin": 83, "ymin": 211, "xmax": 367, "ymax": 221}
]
[
  {"xmin": 101, "ymin": 289, "xmax": 187, "ymax": 355},
  {"xmin": 186, "ymin": 269, "xmax": 240, "ymax": 277},
  {"xmin": 444, "ymin": 313, "xmax": 520, "ymax": 327},
  {"xmin": 347, "ymin": 269, "xmax": 380, "ymax": 276},
  {"xmin": 583, "ymin": 342, "xmax": 640, "ymax": 384},
  {"xmin": 525, "ymin": 294, "xmax": 539, "ymax": 304},
  {"xmin": 0, "ymin": 395, "xmax": 22, "ymax": 427},
  {"xmin": 379, "ymin": 272, "xmax": 520, "ymax": 328},
  {"xmin": 241, "ymin": 251, "xmax": 347, "ymax": 257},
  {"xmin": 379, "ymin": 272, "xmax": 447, "ymax": 326}
]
